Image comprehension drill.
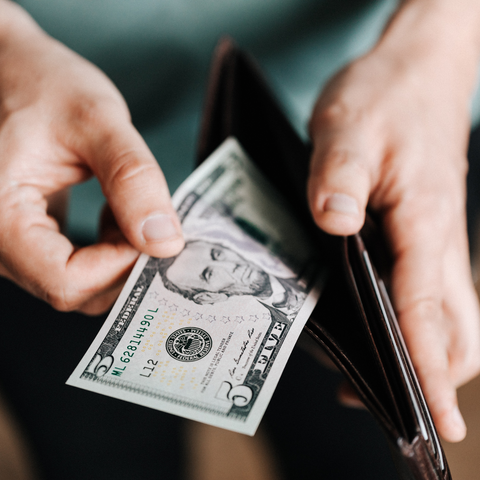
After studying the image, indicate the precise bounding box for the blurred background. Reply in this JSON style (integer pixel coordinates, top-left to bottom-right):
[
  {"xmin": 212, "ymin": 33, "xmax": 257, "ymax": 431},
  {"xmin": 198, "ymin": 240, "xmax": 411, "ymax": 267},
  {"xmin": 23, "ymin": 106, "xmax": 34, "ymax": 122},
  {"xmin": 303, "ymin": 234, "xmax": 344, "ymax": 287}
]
[{"xmin": 1, "ymin": 0, "xmax": 480, "ymax": 475}]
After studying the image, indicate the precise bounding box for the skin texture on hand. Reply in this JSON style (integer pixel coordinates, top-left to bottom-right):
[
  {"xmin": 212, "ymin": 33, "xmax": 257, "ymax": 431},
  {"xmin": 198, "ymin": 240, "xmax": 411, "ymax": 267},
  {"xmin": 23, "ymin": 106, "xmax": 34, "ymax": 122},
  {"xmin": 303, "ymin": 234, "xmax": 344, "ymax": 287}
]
[
  {"xmin": 308, "ymin": 0, "xmax": 480, "ymax": 442},
  {"xmin": 0, "ymin": 1, "xmax": 184, "ymax": 315}
]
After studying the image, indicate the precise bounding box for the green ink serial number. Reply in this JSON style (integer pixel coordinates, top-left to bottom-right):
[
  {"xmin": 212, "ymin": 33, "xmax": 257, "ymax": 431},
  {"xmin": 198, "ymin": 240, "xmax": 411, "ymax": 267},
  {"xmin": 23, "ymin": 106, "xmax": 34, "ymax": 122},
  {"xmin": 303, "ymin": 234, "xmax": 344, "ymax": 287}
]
[{"xmin": 119, "ymin": 308, "xmax": 158, "ymax": 364}]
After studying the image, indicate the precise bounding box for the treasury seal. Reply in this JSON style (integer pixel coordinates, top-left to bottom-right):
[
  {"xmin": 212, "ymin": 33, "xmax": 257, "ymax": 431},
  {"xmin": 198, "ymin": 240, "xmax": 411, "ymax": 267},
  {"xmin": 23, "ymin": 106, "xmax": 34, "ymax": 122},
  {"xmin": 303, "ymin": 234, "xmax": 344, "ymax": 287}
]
[{"xmin": 166, "ymin": 327, "xmax": 213, "ymax": 362}]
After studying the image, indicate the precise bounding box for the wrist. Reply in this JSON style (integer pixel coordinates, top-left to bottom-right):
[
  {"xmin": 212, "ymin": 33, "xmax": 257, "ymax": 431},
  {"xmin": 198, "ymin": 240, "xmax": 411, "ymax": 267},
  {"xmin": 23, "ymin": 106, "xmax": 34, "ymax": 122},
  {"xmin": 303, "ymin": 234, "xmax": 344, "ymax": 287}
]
[
  {"xmin": 372, "ymin": 0, "xmax": 480, "ymax": 102},
  {"xmin": 0, "ymin": 1, "xmax": 54, "ymax": 107}
]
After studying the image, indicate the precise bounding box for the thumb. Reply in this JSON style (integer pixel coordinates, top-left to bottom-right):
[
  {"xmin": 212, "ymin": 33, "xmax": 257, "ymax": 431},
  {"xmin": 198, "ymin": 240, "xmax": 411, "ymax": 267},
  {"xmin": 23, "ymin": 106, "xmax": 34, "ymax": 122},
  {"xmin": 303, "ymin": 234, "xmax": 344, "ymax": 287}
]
[
  {"xmin": 308, "ymin": 118, "xmax": 376, "ymax": 236},
  {"xmin": 84, "ymin": 118, "xmax": 184, "ymax": 258}
]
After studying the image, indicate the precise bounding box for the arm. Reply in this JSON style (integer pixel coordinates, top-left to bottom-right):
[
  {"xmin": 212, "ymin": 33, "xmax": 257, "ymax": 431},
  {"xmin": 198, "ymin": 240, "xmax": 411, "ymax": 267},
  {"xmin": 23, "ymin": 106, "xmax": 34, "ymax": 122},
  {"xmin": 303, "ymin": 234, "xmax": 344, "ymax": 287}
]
[
  {"xmin": 309, "ymin": 0, "xmax": 480, "ymax": 442},
  {"xmin": 0, "ymin": 0, "xmax": 184, "ymax": 314}
]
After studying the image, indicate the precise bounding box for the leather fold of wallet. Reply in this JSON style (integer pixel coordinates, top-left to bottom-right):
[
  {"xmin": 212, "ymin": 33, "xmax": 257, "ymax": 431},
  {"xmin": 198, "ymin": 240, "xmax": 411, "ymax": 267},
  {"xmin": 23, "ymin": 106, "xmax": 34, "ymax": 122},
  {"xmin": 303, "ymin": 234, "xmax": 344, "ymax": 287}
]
[{"xmin": 196, "ymin": 37, "xmax": 452, "ymax": 480}]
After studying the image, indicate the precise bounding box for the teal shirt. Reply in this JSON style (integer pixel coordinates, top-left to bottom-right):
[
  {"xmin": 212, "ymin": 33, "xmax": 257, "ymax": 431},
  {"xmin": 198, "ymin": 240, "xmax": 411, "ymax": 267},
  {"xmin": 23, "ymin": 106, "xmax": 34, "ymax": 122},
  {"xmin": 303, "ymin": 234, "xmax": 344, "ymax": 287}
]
[{"xmin": 15, "ymin": 0, "xmax": 480, "ymax": 240}]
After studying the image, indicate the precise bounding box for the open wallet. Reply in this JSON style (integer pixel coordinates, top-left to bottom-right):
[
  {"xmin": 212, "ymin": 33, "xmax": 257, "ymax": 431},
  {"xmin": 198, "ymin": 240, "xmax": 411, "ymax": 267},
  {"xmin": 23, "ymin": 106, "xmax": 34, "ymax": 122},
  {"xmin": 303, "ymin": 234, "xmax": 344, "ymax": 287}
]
[{"xmin": 196, "ymin": 38, "xmax": 452, "ymax": 480}]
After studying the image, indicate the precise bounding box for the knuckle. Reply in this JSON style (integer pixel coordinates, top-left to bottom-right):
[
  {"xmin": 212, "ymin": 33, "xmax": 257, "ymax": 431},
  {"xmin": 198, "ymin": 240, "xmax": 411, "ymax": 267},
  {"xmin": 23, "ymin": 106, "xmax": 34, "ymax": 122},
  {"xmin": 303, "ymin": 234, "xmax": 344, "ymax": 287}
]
[
  {"xmin": 399, "ymin": 296, "xmax": 443, "ymax": 331},
  {"xmin": 107, "ymin": 153, "xmax": 158, "ymax": 194},
  {"xmin": 73, "ymin": 98, "xmax": 112, "ymax": 128},
  {"xmin": 395, "ymin": 189, "xmax": 458, "ymax": 241},
  {"xmin": 414, "ymin": 297, "xmax": 443, "ymax": 322},
  {"xmin": 311, "ymin": 99, "xmax": 370, "ymax": 132},
  {"xmin": 320, "ymin": 146, "xmax": 369, "ymax": 173},
  {"xmin": 71, "ymin": 95, "xmax": 129, "ymax": 132},
  {"xmin": 451, "ymin": 344, "xmax": 480, "ymax": 381},
  {"xmin": 313, "ymin": 102, "xmax": 348, "ymax": 126},
  {"xmin": 44, "ymin": 282, "xmax": 81, "ymax": 312}
]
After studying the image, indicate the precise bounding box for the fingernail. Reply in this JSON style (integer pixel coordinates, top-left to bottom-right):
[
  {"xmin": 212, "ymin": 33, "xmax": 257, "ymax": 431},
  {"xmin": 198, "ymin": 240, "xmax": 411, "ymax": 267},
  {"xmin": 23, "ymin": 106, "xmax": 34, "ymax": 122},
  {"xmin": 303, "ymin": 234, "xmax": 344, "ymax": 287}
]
[
  {"xmin": 142, "ymin": 214, "xmax": 180, "ymax": 243},
  {"xmin": 451, "ymin": 405, "xmax": 467, "ymax": 434},
  {"xmin": 324, "ymin": 193, "xmax": 358, "ymax": 216}
]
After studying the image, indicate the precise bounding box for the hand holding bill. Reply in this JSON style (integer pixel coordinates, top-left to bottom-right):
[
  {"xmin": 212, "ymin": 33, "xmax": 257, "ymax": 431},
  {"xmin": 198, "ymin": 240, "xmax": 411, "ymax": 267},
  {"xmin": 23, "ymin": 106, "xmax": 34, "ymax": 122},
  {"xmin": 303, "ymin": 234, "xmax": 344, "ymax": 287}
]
[{"xmin": 0, "ymin": 1, "xmax": 184, "ymax": 314}]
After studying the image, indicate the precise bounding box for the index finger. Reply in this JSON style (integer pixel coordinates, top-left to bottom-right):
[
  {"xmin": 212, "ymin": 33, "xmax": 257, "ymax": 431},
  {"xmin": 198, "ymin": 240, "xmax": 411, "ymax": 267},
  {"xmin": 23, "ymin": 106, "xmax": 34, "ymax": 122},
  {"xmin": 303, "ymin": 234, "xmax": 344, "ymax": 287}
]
[
  {"xmin": 386, "ymin": 198, "xmax": 468, "ymax": 442},
  {"xmin": 68, "ymin": 109, "xmax": 184, "ymax": 259}
]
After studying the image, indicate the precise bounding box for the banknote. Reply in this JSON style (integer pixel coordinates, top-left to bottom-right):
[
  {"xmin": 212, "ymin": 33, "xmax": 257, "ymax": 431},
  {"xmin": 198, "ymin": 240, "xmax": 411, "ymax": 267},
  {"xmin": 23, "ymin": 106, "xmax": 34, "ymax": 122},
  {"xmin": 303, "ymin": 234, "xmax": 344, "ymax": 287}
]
[{"xmin": 67, "ymin": 137, "xmax": 325, "ymax": 435}]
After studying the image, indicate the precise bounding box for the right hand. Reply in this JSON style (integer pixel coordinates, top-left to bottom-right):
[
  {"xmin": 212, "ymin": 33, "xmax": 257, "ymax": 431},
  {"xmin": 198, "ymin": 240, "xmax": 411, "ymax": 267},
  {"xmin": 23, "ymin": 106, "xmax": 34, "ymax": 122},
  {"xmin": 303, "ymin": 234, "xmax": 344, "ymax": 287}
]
[{"xmin": 0, "ymin": 1, "xmax": 184, "ymax": 315}]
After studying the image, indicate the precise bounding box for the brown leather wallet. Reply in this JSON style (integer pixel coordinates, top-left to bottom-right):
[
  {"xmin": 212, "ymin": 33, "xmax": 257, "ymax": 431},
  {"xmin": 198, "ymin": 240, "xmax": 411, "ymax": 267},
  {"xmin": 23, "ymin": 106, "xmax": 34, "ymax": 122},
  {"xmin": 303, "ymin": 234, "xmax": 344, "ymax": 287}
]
[{"xmin": 196, "ymin": 38, "xmax": 452, "ymax": 480}]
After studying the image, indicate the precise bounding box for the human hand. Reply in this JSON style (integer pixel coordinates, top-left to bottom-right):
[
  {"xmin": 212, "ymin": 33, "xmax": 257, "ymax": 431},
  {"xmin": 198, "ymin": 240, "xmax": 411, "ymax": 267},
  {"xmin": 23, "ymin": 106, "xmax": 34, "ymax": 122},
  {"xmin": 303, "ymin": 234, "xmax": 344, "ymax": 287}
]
[
  {"xmin": 0, "ymin": 2, "xmax": 184, "ymax": 315},
  {"xmin": 308, "ymin": 0, "xmax": 480, "ymax": 442}
]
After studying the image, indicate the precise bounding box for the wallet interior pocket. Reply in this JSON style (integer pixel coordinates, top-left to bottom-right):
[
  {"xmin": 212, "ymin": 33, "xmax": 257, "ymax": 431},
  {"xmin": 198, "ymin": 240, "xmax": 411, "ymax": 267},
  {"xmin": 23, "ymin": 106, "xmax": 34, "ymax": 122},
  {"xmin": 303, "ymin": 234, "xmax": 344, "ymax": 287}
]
[
  {"xmin": 345, "ymin": 235, "xmax": 416, "ymax": 439},
  {"xmin": 305, "ymin": 246, "xmax": 412, "ymax": 442}
]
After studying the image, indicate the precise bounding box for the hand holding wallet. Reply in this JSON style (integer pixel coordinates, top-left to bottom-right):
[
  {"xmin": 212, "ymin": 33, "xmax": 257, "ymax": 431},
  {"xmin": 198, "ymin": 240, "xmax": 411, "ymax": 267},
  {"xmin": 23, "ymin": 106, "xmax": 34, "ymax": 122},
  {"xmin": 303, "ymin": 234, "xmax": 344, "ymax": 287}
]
[{"xmin": 197, "ymin": 37, "xmax": 452, "ymax": 480}]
